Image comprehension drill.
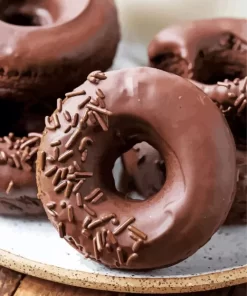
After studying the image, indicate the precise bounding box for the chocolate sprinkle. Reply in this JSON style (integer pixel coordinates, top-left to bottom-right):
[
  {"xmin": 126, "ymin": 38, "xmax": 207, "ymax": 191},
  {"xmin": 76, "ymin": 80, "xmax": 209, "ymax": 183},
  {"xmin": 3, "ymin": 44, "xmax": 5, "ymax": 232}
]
[
  {"xmin": 107, "ymin": 230, "xmax": 117, "ymax": 245},
  {"xmin": 64, "ymin": 181, "xmax": 74, "ymax": 198},
  {"xmin": 45, "ymin": 116, "xmax": 56, "ymax": 131},
  {"xmin": 78, "ymin": 96, "xmax": 91, "ymax": 109},
  {"xmin": 63, "ymin": 110, "xmax": 72, "ymax": 122},
  {"xmin": 51, "ymin": 140, "xmax": 61, "ymax": 147},
  {"xmin": 83, "ymin": 204, "xmax": 96, "ymax": 217},
  {"xmin": 113, "ymin": 217, "xmax": 135, "ymax": 235},
  {"xmin": 116, "ymin": 247, "xmax": 124, "ymax": 265},
  {"xmin": 71, "ymin": 113, "xmax": 79, "ymax": 128},
  {"xmin": 68, "ymin": 205, "xmax": 74, "ymax": 222},
  {"xmin": 93, "ymin": 111, "xmax": 108, "ymax": 131},
  {"xmin": 93, "ymin": 237, "xmax": 99, "ymax": 260},
  {"xmin": 83, "ymin": 216, "xmax": 92, "ymax": 228},
  {"xmin": 65, "ymin": 129, "xmax": 81, "ymax": 149},
  {"xmin": 73, "ymin": 180, "xmax": 84, "ymax": 193},
  {"xmin": 87, "ymin": 104, "xmax": 112, "ymax": 116},
  {"xmin": 96, "ymin": 231, "xmax": 103, "ymax": 252},
  {"xmin": 79, "ymin": 137, "xmax": 93, "ymax": 152},
  {"xmin": 6, "ymin": 180, "xmax": 14, "ymax": 194},
  {"xmin": 66, "ymin": 90, "xmax": 86, "ymax": 98},
  {"xmin": 54, "ymin": 180, "xmax": 67, "ymax": 193},
  {"xmin": 46, "ymin": 201, "xmax": 56, "ymax": 210},
  {"xmin": 76, "ymin": 192, "xmax": 83, "ymax": 207},
  {"xmin": 58, "ymin": 150, "xmax": 74, "ymax": 162},
  {"xmin": 128, "ymin": 225, "xmax": 147, "ymax": 240},
  {"xmin": 126, "ymin": 253, "xmax": 138, "ymax": 266},
  {"xmin": 44, "ymin": 165, "xmax": 58, "ymax": 177},
  {"xmin": 84, "ymin": 188, "xmax": 101, "ymax": 201},
  {"xmin": 58, "ymin": 222, "xmax": 65, "ymax": 238},
  {"xmin": 96, "ymin": 88, "xmax": 105, "ymax": 99},
  {"xmin": 57, "ymin": 98, "xmax": 63, "ymax": 112},
  {"xmin": 52, "ymin": 169, "xmax": 62, "ymax": 186}
]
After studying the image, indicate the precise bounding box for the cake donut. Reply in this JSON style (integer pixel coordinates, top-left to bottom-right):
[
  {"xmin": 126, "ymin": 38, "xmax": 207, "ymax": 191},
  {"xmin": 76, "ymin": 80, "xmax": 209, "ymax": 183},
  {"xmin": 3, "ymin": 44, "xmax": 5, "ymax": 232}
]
[
  {"xmin": 148, "ymin": 18, "xmax": 247, "ymax": 147},
  {"xmin": 0, "ymin": 0, "xmax": 120, "ymax": 134},
  {"xmin": 0, "ymin": 133, "xmax": 43, "ymax": 216},
  {"xmin": 36, "ymin": 67, "xmax": 236, "ymax": 269}
]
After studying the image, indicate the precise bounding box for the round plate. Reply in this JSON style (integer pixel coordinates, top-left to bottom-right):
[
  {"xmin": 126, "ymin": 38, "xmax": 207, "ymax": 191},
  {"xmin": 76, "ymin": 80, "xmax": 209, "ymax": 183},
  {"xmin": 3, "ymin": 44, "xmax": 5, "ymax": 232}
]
[
  {"xmin": 0, "ymin": 157, "xmax": 247, "ymax": 293},
  {"xmin": 0, "ymin": 216, "xmax": 246, "ymax": 294}
]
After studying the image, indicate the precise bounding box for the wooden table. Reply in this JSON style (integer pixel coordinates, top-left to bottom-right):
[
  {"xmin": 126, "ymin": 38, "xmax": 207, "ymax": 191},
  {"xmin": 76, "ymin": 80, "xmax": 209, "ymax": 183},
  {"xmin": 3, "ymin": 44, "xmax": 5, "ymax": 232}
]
[{"xmin": 0, "ymin": 266, "xmax": 246, "ymax": 296}]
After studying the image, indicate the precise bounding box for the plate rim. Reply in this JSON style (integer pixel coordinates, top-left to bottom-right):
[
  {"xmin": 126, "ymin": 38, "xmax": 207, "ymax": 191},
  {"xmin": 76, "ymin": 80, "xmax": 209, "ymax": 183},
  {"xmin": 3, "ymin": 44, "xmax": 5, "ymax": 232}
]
[{"xmin": 0, "ymin": 249, "xmax": 246, "ymax": 293}]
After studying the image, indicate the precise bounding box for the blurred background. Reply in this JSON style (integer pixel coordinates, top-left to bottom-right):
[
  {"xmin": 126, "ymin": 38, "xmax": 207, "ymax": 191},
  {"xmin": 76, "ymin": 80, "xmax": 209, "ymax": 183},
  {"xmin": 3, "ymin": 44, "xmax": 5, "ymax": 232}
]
[
  {"xmin": 112, "ymin": 0, "xmax": 247, "ymax": 69},
  {"xmin": 115, "ymin": 0, "xmax": 247, "ymax": 45}
]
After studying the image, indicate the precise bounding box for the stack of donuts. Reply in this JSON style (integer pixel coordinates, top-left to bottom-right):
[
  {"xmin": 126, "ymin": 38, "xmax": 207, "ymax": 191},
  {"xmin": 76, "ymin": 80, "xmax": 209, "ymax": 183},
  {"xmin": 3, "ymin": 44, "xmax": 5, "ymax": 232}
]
[
  {"xmin": 0, "ymin": 1, "xmax": 246, "ymax": 271},
  {"xmin": 0, "ymin": 0, "xmax": 120, "ymax": 215}
]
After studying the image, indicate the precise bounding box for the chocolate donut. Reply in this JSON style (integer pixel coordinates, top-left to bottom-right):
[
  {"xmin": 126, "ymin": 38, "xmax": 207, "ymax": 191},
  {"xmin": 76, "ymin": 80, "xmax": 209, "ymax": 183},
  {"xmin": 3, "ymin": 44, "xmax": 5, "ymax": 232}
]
[
  {"xmin": 0, "ymin": 0, "xmax": 119, "ymax": 102},
  {"xmin": 0, "ymin": 133, "xmax": 43, "ymax": 216},
  {"xmin": 36, "ymin": 68, "xmax": 236, "ymax": 270},
  {"xmin": 0, "ymin": 0, "xmax": 120, "ymax": 135},
  {"xmin": 148, "ymin": 18, "xmax": 247, "ymax": 147}
]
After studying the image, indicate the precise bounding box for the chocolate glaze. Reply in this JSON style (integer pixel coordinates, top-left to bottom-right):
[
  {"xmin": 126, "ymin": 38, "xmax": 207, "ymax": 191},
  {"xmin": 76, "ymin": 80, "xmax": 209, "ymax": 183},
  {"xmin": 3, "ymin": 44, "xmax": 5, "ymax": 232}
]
[
  {"xmin": 122, "ymin": 142, "xmax": 247, "ymax": 224},
  {"xmin": 0, "ymin": 0, "xmax": 120, "ymax": 103},
  {"xmin": 37, "ymin": 67, "xmax": 236, "ymax": 270},
  {"xmin": 148, "ymin": 18, "xmax": 247, "ymax": 147},
  {"xmin": 0, "ymin": 133, "xmax": 43, "ymax": 216}
]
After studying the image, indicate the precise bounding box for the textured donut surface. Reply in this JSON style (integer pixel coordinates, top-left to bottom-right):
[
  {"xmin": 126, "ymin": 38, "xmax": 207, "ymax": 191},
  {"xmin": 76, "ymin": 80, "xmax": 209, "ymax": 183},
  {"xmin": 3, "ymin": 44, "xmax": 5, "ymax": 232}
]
[{"xmin": 0, "ymin": 132, "xmax": 43, "ymax": 216}]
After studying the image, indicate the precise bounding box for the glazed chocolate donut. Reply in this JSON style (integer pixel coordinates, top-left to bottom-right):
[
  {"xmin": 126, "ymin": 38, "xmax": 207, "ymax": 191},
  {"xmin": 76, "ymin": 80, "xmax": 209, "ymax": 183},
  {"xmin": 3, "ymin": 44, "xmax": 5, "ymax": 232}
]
[
  {"xmin": 0, "ymin": 133, "xmax": 43, "ymax": 216},
  {"xmin": 0, "ymin": 0, "xmax": 119, "ymax": 102},
  {"xmin": 0, "ymin": 0, "xmax": 120, "ymax": 135},
  {"xmin": 36, "ymin": 68, "xmax": 236, "ymax": 270},
  {"xmin": 148, "ymin": 18, "xmax": 247, "ymax": 147}
]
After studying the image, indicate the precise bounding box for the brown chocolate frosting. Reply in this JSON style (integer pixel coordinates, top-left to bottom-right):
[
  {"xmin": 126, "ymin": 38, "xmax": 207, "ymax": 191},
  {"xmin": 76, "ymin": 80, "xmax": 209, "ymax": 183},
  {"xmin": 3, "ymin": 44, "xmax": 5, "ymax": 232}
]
[
  {"xmin": 0, "ymin": 132, "xmax": 44, "ymax": 216},
  {"xmin": 37, "ymin": 67, "xmax": 236, "ymax": 270},
  {"xmin": 122, "ymin": 142, "xmax": 247, "ymax": 224},
  {"xmin": 148, "ymin": 18, "xmax": 247, "ymax": 147},
  {"xmin": 0, "ymin": 0, "xmax": 120, "ymax": 103}
]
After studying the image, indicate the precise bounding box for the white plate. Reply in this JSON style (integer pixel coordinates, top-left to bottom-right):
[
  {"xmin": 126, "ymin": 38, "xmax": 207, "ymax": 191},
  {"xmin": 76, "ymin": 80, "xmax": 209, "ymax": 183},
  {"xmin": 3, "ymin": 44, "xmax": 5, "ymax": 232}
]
[{"xmin": 0, "ymin": 157, "xmax": 246, "ymax": 293}]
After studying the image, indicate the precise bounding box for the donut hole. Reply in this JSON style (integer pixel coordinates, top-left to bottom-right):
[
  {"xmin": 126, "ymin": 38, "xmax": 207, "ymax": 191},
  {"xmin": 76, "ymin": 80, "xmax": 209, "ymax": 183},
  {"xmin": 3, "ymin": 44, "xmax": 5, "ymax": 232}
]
[
  {"xmin": 113, "ymin": 142, "xmax": 166, "ymax": 201},
  {"xmin": 99, "ymin": 115, "xmax": 168, "ymax": 201},
  {"xmin": 0, "ymin": 8, "xmax": 53, "ymax": 26},
  {"xmin": 150, "ymin": 52, "xmax": 189, "ymax": 77},
  {"xmin": 0, "ymin": 0, "xmax": 90, "ymax": 27},
  {"xmin": 193, "ymin": 42, "xmax": 247, "ymax": 84}
]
